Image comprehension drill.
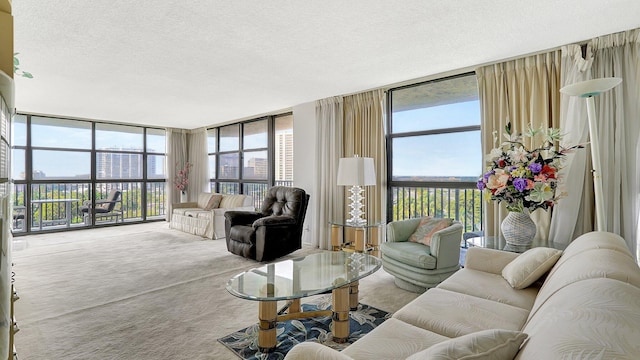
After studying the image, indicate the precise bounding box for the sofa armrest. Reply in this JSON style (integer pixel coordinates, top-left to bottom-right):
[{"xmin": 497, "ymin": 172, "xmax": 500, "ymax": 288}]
[
  {"xmin": 224, "ymin": 211, "xmax": 263, "ymax": 226},
  {"xmin": 253, "ymin": 215, "xmax": 296, "ymax": 228},
  {"xmin": 430, "ymin": 222, "xmax": 463, "ymax": 269},
  {"xmin": 284, "ymin": 342, "xmax": 353, "ymax": 360},
  {"xmin": 464, "ymin": 247, "xmax": 520, "ymax": 274},
  {"xmin": 386, "ymin": 218, "xmax": 422, "ymax": 243},
  {"xmin": 173, "ymin": 202, "xmax": 198, "ymax": 209}
]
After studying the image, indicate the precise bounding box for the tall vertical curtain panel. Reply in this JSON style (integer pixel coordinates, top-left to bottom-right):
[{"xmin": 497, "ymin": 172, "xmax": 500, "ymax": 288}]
[{"xmin": 476, "ymin": 51, "xmax": 562, "ymax": 241}]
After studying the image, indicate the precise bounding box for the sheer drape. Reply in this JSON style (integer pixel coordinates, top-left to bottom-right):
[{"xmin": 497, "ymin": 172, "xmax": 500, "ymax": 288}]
[
  {"xmin": 313, "ymin": 97, "xmax": 344, "ymax": 249},
  {"xmin": 550, "ymin": 29, "xmax": 640, "ymax": 258},
  {"xmin": 343, "ymin": 89, "xmax": 387, "ymax": 224},
  {"xmin": 476, "ymin": 51, "xmax": 562, "ymax": 239},
  {"xmin": 187, "ymin": 128, "xmax": 209, "ymax": 200},
  {"xmin": 166, "ymin": 128, "xmax": 187, "ymax": 221}
]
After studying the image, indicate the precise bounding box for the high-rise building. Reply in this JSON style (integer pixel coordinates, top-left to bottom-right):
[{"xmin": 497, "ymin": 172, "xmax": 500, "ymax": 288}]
[
  {"xmin": 275, "ymin": 131, "xmax": 293, "ymax": 182},
  {"xmin": 246, "ymin": 157, "xmax": 268, "ymax": 179},
  {"xmin": 96, "ymin": 148, "xmax": 155, "ymax": 179}
]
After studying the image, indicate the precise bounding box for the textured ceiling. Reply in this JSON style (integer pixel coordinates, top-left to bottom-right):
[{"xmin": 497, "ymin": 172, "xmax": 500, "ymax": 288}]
[{"xmin": 11, "ymin": 1, "xmax": 640, "ymax": 129}]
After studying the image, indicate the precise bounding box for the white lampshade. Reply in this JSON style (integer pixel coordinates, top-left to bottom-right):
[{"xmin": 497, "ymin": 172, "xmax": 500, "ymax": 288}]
[
  {"xmin": 560, "ymin": 77, "xmax": 622, "ymax": 98},
  {"xmin": 337, "ymin": 157, "xmax": 376, "ymax": 186}
]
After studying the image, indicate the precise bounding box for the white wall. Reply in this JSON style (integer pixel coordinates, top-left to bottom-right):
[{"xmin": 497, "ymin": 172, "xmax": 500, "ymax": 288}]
[{"xmin": 292, "ymin": 101, "xmax": 317, "ymax": 245}]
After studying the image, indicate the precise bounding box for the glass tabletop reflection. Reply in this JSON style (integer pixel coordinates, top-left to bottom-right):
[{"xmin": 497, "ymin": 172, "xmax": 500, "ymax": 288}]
[{"xmin": 226, "ymin": 251, "xmax": 381, "ymax": 301}]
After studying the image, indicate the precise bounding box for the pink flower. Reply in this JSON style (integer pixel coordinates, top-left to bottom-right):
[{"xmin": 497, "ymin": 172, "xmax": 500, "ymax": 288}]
[{"xmin": 174, "ymin": 162, "xmax": 193, "ymax": 191}]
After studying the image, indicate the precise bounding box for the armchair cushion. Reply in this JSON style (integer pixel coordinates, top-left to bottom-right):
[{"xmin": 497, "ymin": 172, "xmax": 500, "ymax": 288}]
[
  {"xmin": 408, "ymin": 217, "xmax": 453, "ymax": 246},
  {"xmin": 380, "ymin": 241, "xmax": 436, "ymax": 269},
  {"xmin": 252, "ymin": 215, "xmax": 296, "ymax": 228}
]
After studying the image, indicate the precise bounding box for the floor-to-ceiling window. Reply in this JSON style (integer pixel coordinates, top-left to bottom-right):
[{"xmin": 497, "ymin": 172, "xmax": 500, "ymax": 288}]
[
  {"xmin": 387, "ymin": 73, "xmax": 483, "ymax": 232},
  {"xmin": 207, "ymin": 113, "xmax": 294, "ymax": 208},
  {"xmin": 11, "ymin": 114, "xmax": 166, "ymax": 235}
]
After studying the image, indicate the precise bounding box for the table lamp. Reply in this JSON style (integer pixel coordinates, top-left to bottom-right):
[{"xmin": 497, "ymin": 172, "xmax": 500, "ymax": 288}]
[{"xmin": 337, "ymin": 155, "xmax": 376, "ymax": 225}]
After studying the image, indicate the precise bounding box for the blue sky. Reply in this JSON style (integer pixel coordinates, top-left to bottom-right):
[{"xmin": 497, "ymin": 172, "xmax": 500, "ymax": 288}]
[{"xmin": 391, "ymin": 100, "xmax": 482, "ymax": 178}]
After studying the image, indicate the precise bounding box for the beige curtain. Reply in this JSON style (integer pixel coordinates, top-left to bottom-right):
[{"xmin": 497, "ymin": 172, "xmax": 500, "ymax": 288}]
[
  {"xmin": 186, "ymin": 128, "xmax": 209, "ymax": 200},
  {"xmin": 166, "ymin": 128, "xmax": 188, "ymax": 221},
  {"xmin": 313, "ymin": 97, "xmax": 344, "ymax": 249},
  {"xmin": 476, "ymin": 51, "xmax": 562, "ymax": 239},
  {"xmin": 343, "ymin": 89, "xmax": 387, "ymax": 224},
  {"xmin": 550, "ymin": 29, "xmax": 640, "ymax": 258}
]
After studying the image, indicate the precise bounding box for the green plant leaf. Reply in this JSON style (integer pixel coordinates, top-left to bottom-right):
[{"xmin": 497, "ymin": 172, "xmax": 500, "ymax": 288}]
[{"xmin": 22, "ymin": 72, "xmax": 33, "ymax": 79}]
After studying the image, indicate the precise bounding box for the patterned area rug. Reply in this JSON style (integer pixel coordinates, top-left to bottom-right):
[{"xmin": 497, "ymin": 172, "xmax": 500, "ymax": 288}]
[{"xmin": 218, "ymin": 295, "xmax": 390, "ymax": 360}]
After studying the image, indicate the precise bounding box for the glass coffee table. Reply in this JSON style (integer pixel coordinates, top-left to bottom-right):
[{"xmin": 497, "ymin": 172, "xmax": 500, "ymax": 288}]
[{"xmin": 226, "ymin": 251, "xmax": 382, "ymax": 353}]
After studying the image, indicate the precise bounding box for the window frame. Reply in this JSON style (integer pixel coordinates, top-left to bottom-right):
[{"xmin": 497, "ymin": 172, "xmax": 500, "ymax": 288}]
[
  {"xmin": 207, "ymin": 113, "xmax": 293, "ymax": 197},
  {"xmin": 11, "ymin": 113, "xmax": 167, "ymax": 235},
  {"xmin": 386, "ymin": 72, "xmax": 483, "ymax": 230}
]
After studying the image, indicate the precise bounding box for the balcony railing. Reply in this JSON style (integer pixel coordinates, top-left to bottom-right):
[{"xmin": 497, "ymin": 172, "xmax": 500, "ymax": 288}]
[
  {"xmin": 389, "ymin": 184, "xmax": 483, "ymax": 233},
  {"xmin": 12, "ymin": 181, "xmax": 166, "ymax": 233}
]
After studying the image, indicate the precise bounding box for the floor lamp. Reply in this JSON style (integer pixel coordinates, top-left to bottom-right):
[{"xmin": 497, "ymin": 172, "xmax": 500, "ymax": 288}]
[
  {"xmin": 560, "ymin": 77, "xmax": 622, "ymax": 231},
  {"xmin": 337, "ymin": 156, "xmax": 376, "ymax": 225}
]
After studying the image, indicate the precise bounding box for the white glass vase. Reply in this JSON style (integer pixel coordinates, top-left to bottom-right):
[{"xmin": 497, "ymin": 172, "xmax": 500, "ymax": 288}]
[
  {"xmin": 180, "ymin": 190, "xmax": 188, "ymax": 203},
  {"xmin": 501, "ymin": 211, "xmax": 536, "ymax": 246}
]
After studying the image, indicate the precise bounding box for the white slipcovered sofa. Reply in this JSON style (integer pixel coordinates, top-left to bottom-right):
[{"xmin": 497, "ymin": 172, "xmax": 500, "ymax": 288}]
[
  {"xmin": 170, "ymin": 192, "xmax": 254, "ymax": 239},
  {"xmin": 285, "ymin": 231, "xmax": 640, "ymax": 359}
]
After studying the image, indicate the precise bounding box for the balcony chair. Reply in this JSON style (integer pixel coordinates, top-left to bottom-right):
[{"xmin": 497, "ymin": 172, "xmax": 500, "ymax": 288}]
[
  {"xmin": 12, "ymin": 206, "xmax": 26, "ymax": 232},
  {"xmin": 381, "ymin": 217, "xmax": 463, "ymax": 293},
  {"xmin": 80, "ymin": 189, "xmax": 123, "ymax": 224},
  {"xmin": 224, "ymin": 186, "xmax": 309, "ymax": 262}
]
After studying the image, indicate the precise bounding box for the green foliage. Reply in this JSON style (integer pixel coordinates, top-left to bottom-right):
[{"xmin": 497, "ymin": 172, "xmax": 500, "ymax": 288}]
[
  {"xmin": 392, "ymin": 187, "xmax": 483, "ymax": 232},
  {"xmin": 13, "ymin": 52, "xmax": 34, "ymax": 78}
]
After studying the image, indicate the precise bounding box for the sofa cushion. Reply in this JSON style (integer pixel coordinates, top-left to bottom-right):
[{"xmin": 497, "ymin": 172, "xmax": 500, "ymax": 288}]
[
  {"xmin": 518, "ymin": 278, "xmax": 640, "ymax": 359},
  {"xmin": 502, "ymin": 247, "xmax": 562, "ymax": 289},
  {"xmin": 341, "ymin": 318, "xmax": 449, "ymax": 360},
  {"xmin": 529, "ymin": 247, "xmax": 640, "ymax": 318},
  {"xmin": 407, "ymin": 329, "xmax": 528, "ymax": 360},
  {"xmin": 220, "ymin": 194, "xmax": 251, "ymax": 208},
  {"xmin": 172, "ymin": 207, "xmax": 205, "ymax": 217},
  {"xmin": 408, "ymin": 217, "xmax": 453, "ymax": 246},
  {"xmin": 203, "ymin": 194, "xmax": 223, "ymax": 210},
  {"xmin": 196, "ymin": 192, "xmax": 214, "ymax": 208},
  {"xmin": 380, "ymin": 241, "xmax": 436, "ymax": 269},
  {"xmin": 393, "ymin": 288, "xmax": 530, "ymax": 338},
  {"xmin": 183, "ymin": 209, "xmax": 211, "ymax": 219},
  {"xmin": 437, "ymin": 268, "xmax": 539, "ymax": 310}
]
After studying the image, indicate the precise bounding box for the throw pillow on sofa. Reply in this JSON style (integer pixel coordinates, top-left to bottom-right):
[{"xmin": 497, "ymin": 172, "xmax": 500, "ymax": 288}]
[
  {"xmin": 408, "ymin": 217, "xmax": 453, "ymax": 246},
  {"xmin": 204, "ymin": 194, "xmax": 223, "ymax": 211},
  {"xmin": 406, "ymin": 328, "xmax": 528, "ymax": 360},
  {"xmin": 502, "ymin": 247, "xmax": 562, "ymax": 289}
]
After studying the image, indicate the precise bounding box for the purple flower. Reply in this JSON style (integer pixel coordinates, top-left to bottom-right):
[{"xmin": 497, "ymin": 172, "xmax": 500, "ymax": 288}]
[
  {"xmin": 477, "ymin": 180, "xmax": 486, "ymax": 190},
  {"xmin": 528, "ymin": 162, "xmax": 542, "ymax": 174},
  {"xmin": 483, "ymin": 170, "xmax": 494, "ymax": 180},
  {"xmin": 513, "ymin": 177, "xmax": 528, "ymax": 192}
]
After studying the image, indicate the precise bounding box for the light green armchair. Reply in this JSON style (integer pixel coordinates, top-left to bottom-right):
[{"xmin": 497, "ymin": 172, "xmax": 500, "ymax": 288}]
[{"xmin": 381, "ymin": 218, "xmax": 463, "ymax": 293}]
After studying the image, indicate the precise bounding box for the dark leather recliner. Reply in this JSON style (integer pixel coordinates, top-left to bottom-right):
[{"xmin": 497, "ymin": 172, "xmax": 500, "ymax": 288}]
[{"xmin": 224, "ymin": 186, "xmax": 310, "ymax": 262}]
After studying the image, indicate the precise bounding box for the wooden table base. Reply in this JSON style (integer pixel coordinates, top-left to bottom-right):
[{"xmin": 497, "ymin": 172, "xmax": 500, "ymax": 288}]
[{"xmin": 255, "ymin": 284, "xmax": 358, "ymax": 351}]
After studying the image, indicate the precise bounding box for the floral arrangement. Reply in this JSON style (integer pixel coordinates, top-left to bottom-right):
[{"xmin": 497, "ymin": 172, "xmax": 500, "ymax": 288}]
[
  {"xmin": 476, "ymin": 123, "xmax": 582, "ymax": 213},
  {"xmin": 174, "ymin": 162, "xmax": 192, "ymax": 192}
]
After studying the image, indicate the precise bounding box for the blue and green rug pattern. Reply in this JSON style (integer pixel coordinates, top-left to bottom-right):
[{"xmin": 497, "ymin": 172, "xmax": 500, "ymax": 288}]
[{"xmin": 218, "ymin": 296, "xmax": 390, "ymax": 360}]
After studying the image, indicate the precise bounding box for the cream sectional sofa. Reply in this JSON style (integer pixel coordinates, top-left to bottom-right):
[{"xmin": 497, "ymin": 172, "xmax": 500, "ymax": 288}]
[
  {"xmin": 170, "ymin": 192, "xmax": 254, "ymax": 239},
  {"xmin": 285, "ymin": 231, "xmax": 640, "ymax": 359}
]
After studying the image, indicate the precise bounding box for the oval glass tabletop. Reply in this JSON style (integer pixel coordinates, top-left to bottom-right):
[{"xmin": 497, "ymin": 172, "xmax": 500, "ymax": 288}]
[{"xmin": 226, "ymin": 251, "xmax": 382, "ymax": 301}]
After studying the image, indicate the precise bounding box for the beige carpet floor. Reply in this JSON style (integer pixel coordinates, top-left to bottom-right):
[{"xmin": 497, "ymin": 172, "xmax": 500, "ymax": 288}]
[{"xmin": 12, "ymin": 222, "xmax": 418, "ymax": 360}]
